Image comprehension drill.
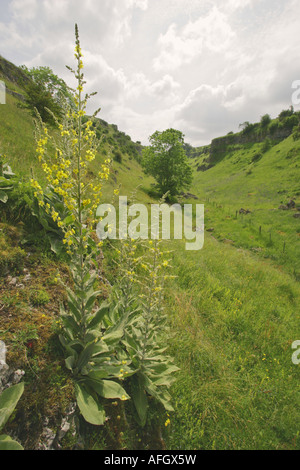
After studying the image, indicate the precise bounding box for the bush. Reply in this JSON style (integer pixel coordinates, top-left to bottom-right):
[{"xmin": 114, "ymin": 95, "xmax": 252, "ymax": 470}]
[
  {"xmin": 0, "ymin": 225, "xmax": 26, "ymax": 276},
  {"xmin": 268, "ymin": 120, "xmax": 279, "ymax": 135},
  {"xmin": 282, "ymin": 115, "xmax": 299, "ymax": 131},
  {"xmin": 0, "ymin": 246, "xmax": 26, "ymax": 276},
  {"xmin": 20, "ymin": 80, "xmax": 62, "ymax": 126},
  {"xmin": 262, "ymin": 138, "xmax": 272, "ymax": 153},
  {"xmin": 292, "ymin": 126, "xmax": 300, "ymax": 141},
  {"xmin": 251, "ymin": 152, "xmax": 263, "ymax": 163},
  {"xmin": 260, "ymin": 114, "xmax": 271, "ymax": 128},
  {"xmin": 113, "ymin": 150, "xmax": 122, "ymax": 163}
]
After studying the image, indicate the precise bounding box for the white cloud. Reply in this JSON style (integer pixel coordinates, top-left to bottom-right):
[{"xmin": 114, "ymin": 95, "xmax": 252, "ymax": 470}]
[
  {"xmin": 10, "ymin": 0, "xmax": 38, "ymax": 20},
  {"xmin": 153, "ymin": 6, "xmax": 235, "ymax": 71},
  {"xmin": 126, "ymin": 0, "xmax": 148, "ymax": 10}
]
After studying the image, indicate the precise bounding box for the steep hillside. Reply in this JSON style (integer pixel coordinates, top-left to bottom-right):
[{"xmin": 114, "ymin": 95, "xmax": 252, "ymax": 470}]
[
  {"xmin": 183, "ymin": 119, "xmax": 300, "ymax": 277},
  {"xmin": 0, "ymin": 56, "xmax": 150, "ymax": 202}
]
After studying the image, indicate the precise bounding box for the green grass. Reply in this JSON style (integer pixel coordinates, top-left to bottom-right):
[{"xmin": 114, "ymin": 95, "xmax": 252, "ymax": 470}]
[
  {"xmin": 163, "ymin": 237, "xmax": 300, "ymax": 450},
  {"xmin": 0, "ymin": 93, "xmax": 38, "ymax": 178}
]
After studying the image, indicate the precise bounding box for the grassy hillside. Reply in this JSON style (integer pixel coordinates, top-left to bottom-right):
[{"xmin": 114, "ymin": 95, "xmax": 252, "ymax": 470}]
[
  {"xmin": 0, "ymin": 57, "xmax": 299, "ymax": 450},
  {"xmin": 185, "ymin": 132, "xmax": 300, "ymax": 278}
]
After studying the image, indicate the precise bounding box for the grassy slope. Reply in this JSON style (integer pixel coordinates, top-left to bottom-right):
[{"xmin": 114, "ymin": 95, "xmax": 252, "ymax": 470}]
[
  {"xmin": 188, "ymin": 138, "xmax": 300, "ymax": 276},
  {"xmin": 0, "ymin": 71, "xmax": 299, "ymax": 450}
]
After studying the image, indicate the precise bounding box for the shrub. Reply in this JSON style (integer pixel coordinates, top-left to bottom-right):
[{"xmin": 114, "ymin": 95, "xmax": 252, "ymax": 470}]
[
  {"xmin": 0, "ymin": 246, "xmax": 26, "ymax": 276},
  {"xmin": 282, "ymin": 115, "xmax": 299, "ymax": 131},
  {"xmin": 113, "ymin": 150, "xmax": 122, "ymax": 163},
  {"xmin": 268, "ymin": 120, "xmax": 279, "ymax": 135},
  {"xmin": 262, "ymin": 138, "xmax": 272, "ymax": 153},
  {"xmin": 251, "ymin": 152, "xmax": 263, "ymax": 163},
  {"xmin": 260, "ymin": 114, "xmax": 271, "ymax": 128}
]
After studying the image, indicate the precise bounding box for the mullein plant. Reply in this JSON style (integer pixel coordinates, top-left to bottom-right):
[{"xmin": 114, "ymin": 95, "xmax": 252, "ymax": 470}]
[
  {"xmin": 107, "ymin": 199, "xmax": 179, "ymax": 427},
  {"xmin": 31, "ymin": 25, "xmax": 130, "ymax": 426},
  {"xmin": 123, "ymin": 237, "xmax": 180, "ymax": 427}
]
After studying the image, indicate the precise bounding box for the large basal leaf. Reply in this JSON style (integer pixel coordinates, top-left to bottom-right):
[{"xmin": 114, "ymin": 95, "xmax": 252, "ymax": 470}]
[
  {"xmin": 0, "ymin": 383, "xmax": 24, "ymax": 430},
  {"xmin": 88, "ymin": 379, "xmax": 130, "ymax": 401},
  {"xmin": 0, "ymin": 435, "xmax": 23, "ymax": 450},
  {"xmin": 75, "ymin": 383, "xmax": 105, "ymax": 426},
  {"xmin": 131, "ymin": 375, "xmax": 148, "ymax": 428}
]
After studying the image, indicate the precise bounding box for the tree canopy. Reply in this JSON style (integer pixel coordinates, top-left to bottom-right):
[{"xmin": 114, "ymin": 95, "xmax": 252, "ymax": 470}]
[
  {"xmin": 19, "ymin": 66, "xmax": 72, "ymax": 125},
  {"xmin": 142, "ymin": 128, "xmax": 193, "ymax": 197}
]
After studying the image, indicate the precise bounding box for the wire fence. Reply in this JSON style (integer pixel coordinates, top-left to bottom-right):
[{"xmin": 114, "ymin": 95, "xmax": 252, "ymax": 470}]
[{"xmin": 204, "ymin": 197, "xmax": 300, "ymax": 280}]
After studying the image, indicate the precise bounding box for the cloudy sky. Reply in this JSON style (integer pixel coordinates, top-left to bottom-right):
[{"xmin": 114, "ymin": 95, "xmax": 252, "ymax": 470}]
[{"xmin": 1, "ymin": 0, "xmax": 299, "ymax": 146}]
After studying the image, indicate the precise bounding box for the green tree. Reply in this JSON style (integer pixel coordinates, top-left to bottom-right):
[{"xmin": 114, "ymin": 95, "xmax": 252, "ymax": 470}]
[
  {"xmin": 21, "ymin": 80, "xmax": 62, "ymax": 125},
  {"xmin": 260, "ymin": 114, "xmax": 271, "ymax": 128},
  {"xmin": 142, "ymin": 129, "xmax": 192, "ymax": 196},
  {"xmin": 20, "ymin": 66, "xmax": 72, "ymax": 125},
  {"xmin": 20, "ymin": 65, "xmax": 71, "ymax": 101}
]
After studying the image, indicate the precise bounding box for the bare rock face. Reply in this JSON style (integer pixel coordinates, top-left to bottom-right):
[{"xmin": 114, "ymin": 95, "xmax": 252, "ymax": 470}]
[
  {"xmin": 0, "ymin": 341, "xmax": 81, "ymax": 450},
  {"xmin": 0, "ymin": 341, "xmax": 25, "ymax": 393},
  {"xmin": 36, "ymin": 403, "xmax": 79, "ymax": 450}
]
